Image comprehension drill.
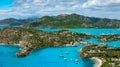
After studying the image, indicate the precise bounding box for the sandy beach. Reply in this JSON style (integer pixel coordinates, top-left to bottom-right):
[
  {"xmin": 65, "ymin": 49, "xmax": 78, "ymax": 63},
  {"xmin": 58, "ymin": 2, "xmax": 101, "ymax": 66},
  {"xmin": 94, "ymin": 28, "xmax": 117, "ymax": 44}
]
[
  {"xmin": 91, "ymin": 57, "xmax": 102, "ymax": 67},
  {"xmin": 0, "ymin": 43, "xmax": 23, "ymax": 47}
]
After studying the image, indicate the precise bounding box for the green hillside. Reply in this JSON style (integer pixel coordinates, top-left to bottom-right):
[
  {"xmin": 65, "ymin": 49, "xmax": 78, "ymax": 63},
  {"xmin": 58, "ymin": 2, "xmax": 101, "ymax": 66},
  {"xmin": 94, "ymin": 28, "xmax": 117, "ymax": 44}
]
[
  {"xmin": 0, "ymin": 13, "xmax": 120, "ymax": 28},
  {"xmin": 29, "ymin": 14, "xmax": 120, "ymax": 28}
]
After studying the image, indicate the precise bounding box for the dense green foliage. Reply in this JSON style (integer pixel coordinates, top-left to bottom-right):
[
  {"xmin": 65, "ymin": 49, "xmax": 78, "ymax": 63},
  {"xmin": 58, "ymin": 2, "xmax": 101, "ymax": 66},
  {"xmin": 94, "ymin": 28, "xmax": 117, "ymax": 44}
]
[{"xmin": 29, "ymin": 14, "xmax": 120, "ymax": 28}]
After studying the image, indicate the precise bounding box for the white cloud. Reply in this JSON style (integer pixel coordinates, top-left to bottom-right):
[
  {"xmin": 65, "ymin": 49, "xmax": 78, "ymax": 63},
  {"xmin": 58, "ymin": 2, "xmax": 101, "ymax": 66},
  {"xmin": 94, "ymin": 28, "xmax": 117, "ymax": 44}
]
[
  {"xmin": 2, "ymin": 0, "xmax": 80, "ymax": 18},
  {"xmin": 82, "ymin": 0, "xmax": 120, "ymax": 8},
  {"xmin": 0, "ymin": 0, "xmax": 120, "ymax": 19}
]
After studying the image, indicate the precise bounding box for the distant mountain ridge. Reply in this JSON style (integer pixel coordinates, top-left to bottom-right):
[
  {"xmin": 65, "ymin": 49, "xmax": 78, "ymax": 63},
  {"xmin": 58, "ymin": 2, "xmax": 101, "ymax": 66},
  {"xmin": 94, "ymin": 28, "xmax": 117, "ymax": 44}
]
[
  {"xmin": 0, "ymin": 14, "xmax": 120, "ymax": 28},
  {"xmin": 0, "ymin": 18, "xmax": 33, "ymax": 26}
]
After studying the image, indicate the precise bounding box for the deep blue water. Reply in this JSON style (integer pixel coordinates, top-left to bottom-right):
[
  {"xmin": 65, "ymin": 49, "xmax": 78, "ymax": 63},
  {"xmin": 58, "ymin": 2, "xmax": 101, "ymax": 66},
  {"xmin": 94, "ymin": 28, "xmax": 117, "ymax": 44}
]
[{"xmin": 0, "ymin": 28, "xmax": 120, "ymax": 67}]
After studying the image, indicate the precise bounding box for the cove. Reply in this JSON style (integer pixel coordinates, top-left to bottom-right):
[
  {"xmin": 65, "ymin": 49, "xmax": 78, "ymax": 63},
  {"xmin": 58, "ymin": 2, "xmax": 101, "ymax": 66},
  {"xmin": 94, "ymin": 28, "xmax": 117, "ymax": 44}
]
[{"xmin": 0, "ymin": 45, "xmax": 94, "ymax": 67}]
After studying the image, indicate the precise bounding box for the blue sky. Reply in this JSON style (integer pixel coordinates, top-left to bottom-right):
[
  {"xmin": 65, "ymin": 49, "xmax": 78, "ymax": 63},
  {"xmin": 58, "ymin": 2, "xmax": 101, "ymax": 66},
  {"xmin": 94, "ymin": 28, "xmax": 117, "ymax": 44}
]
[
  {"xmin": 0, "ymin": 0, "xmax": 13, "ymax": 9},
  {"xmin": 0, "ymin": 0, "xmax": 120, "ymax": 20}
]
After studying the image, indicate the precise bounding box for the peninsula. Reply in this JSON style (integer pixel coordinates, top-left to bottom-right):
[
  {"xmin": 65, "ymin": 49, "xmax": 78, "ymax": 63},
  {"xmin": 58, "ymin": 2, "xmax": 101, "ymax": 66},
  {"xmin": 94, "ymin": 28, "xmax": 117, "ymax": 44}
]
[
  {"xmin": 81, "ymin": 45, "xmax": 120, "ymax": 67},
  {"xmin": 0, "ymin": 27, "xmax": 94, "ymax": 57}
]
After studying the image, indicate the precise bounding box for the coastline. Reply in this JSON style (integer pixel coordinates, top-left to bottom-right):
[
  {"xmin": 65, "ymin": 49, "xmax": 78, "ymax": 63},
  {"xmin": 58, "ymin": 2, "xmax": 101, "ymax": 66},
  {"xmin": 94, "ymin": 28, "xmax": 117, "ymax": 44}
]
[{"xmin": 91, "ymin": 57, "xmax": 102, "ymax": 67}]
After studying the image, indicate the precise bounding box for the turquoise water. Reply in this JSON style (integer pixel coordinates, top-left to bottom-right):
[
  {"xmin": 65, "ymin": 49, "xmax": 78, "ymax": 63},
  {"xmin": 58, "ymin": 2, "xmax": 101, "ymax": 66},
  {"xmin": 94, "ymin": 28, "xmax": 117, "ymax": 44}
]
[
  {"xmin": 0, "ymin": 45, "xmax": 94, "ymax": 67},
  {"xmin": 39, "ymin": 28, "xmax": 120, "ymax": 35},
  {"xmin": 84, "ymin": 38, "xmax": 120, "ymax": 47},
  {"xmin": 0, "ymin": 25, "xmax": 7, "ymax": 29},
  {"xmin": 0, "ymin": 25, "xmax": 20, "ymax": 29},
  {"xmin": 70, "ymin": 28, "xmax": 120, "ymax": 35},
  {"xmin": 0, "ymin": 28, "xmax": 120, "ymax": 67}
]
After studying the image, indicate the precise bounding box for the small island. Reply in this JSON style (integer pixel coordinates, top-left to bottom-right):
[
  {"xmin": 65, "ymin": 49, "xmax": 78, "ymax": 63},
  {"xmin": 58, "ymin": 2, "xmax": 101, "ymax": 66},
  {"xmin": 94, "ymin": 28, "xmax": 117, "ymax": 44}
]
[{"xmin": 81, "ymin": 45, "xmax": 120, "ymax": 67}]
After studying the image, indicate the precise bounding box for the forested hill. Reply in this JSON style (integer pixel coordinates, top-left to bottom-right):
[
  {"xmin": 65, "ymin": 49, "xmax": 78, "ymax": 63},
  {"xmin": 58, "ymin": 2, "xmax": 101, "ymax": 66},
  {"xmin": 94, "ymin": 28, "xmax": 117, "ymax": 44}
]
[
  {"xmin": 0, "ymin": 14, "xmax": 120, "ymax": 28},
  {"xmin": 28, "ymin": 14, "xmax": 120, "ymax": 28}
]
